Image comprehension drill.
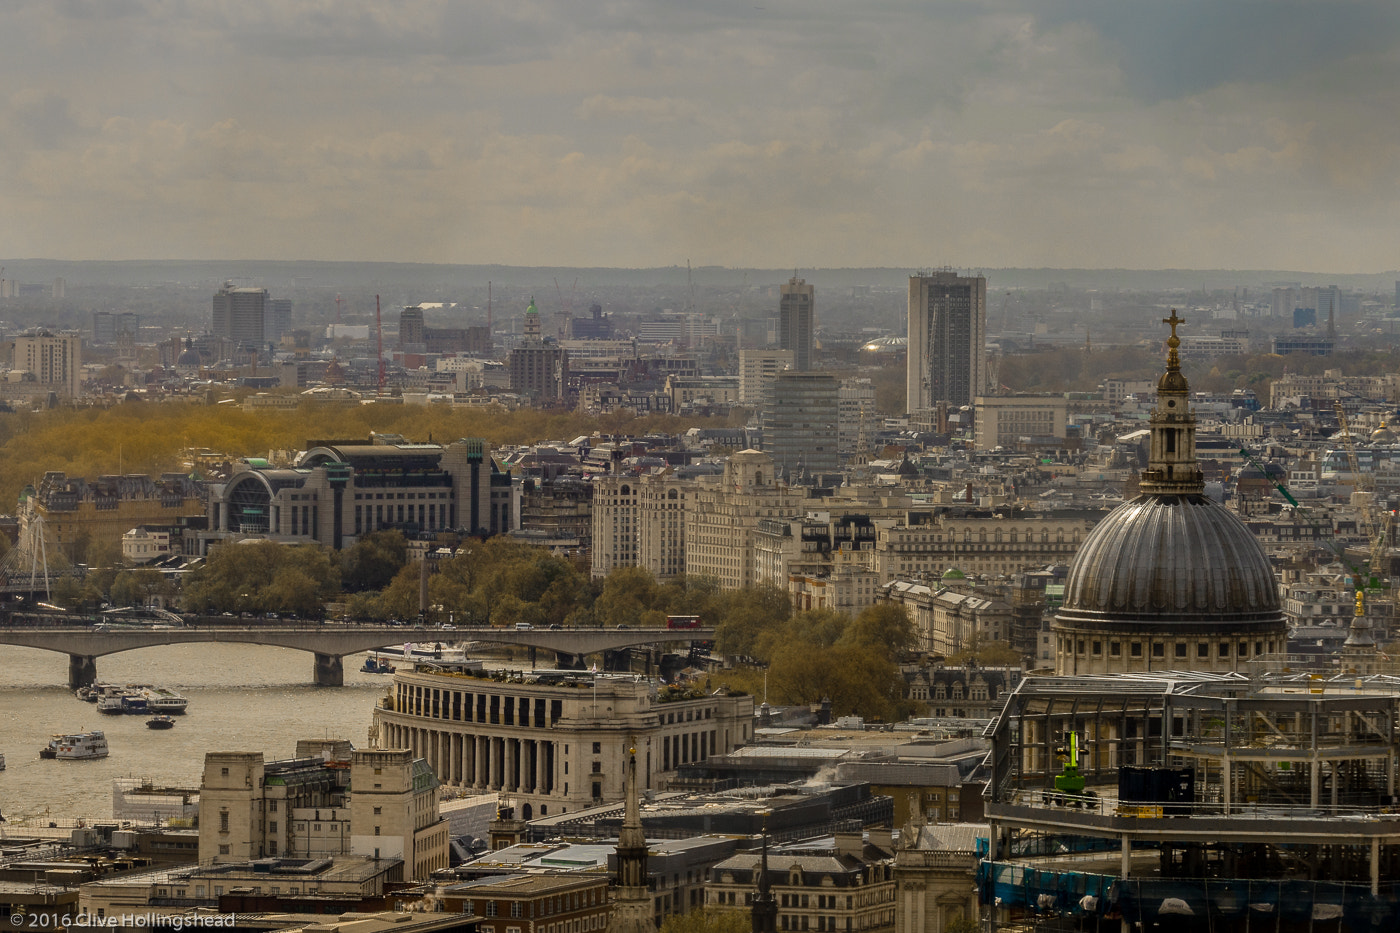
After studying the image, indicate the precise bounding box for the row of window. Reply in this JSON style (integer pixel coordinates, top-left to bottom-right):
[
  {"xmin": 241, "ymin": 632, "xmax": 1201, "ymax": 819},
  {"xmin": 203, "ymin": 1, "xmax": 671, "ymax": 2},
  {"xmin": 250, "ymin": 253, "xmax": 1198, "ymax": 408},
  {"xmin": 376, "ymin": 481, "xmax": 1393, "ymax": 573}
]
[{"xmin": 1061, "ymin": 637, "xmax": 1277, "ymax": 659}]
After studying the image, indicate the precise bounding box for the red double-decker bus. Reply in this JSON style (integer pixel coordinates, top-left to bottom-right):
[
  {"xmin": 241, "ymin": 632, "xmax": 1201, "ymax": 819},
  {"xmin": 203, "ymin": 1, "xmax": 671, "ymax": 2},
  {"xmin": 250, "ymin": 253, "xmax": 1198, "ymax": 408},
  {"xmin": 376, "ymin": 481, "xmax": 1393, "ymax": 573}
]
[{"xmin": 666, "ymin": 615, "xmax": 701, "ymax": 630}]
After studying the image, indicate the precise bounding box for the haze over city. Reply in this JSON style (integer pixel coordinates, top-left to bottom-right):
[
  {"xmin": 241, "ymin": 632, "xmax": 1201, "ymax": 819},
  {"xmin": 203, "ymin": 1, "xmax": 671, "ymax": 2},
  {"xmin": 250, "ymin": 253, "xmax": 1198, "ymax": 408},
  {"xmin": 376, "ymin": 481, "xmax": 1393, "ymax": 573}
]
[{"xmin": 3, "ymin": 1, "xmax": 1399, "ymax": 272}]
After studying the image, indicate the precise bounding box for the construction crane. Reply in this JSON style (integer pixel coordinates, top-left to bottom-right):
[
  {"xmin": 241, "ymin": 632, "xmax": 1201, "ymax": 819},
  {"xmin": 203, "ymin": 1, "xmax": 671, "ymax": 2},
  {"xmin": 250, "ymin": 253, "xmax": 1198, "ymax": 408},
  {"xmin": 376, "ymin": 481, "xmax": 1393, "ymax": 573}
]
[
  {"xmin": 1240, "ymin": 445, "xmax": 1388, "ymax": 610},
  {"xmin": 1332, "ymin": 402, "xmax": 1389, "ymax": 599}
]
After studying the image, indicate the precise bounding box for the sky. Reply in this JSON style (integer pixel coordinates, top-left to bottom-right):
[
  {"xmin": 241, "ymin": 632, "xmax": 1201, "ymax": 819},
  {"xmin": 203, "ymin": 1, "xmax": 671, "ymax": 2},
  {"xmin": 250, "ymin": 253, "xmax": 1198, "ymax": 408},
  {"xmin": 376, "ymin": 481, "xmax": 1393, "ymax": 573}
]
[{"xmin": 2, "ymin": 1, "xmax": 1398, "ymax": 272}]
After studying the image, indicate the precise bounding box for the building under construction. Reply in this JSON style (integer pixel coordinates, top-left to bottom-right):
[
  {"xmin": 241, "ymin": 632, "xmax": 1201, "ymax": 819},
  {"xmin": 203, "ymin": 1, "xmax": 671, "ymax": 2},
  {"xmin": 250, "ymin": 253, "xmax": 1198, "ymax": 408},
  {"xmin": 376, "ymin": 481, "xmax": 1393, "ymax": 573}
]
[{"xmin": 979, "ymin": 671, "xmax": 1400, "ymax": 931}]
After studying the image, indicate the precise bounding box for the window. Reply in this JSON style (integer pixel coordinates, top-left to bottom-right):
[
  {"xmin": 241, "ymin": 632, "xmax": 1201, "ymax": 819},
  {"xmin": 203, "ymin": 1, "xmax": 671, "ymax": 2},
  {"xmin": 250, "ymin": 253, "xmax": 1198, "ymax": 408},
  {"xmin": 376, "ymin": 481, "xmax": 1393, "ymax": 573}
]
[
  {"xmin": 374, "ymin": 806, "xmax": 382, "ymax": 815},
  {"xmin": 1131, "ymin": 642, "xmax": 1142, "ymax": 658},
  {"xmin": 221, "ymin": 767, "xmax": 229, "ymax": 777},
  {"xmin": 1175, "ymin": 643, "xmax": 1187, "ymax": 659},
  {"xmin": 1152, "ymin": 643, "xmax": 1165, "ymax": 658},
  {"xmin": 220, "ymin": 811, "xmax": 229, "ymax": 832},
  {"xmin": 1109, "ymin": 641, "xmax": 1121, "ymax": 657}
]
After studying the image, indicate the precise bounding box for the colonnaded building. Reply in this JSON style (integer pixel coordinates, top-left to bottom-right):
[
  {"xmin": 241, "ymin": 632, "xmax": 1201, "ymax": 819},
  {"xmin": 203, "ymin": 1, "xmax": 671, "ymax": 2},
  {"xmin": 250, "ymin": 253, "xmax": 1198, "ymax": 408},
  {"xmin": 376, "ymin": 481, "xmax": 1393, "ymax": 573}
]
[{"xmin": 373, "ymin": 667, "xmax": 754, "ymax": 819}]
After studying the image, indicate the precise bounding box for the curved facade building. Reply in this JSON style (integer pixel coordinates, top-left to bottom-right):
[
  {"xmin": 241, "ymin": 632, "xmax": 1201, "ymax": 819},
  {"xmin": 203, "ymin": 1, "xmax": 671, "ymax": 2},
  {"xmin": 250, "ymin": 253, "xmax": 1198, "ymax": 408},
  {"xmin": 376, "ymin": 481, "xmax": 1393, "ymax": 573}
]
[
  {"xmin": 373, "ymin": 667, "xmax": 754, "ymax": 819},
  {"xmin": 1053, "ymin": 313, "xmax": 1287, "ymax": 674}
]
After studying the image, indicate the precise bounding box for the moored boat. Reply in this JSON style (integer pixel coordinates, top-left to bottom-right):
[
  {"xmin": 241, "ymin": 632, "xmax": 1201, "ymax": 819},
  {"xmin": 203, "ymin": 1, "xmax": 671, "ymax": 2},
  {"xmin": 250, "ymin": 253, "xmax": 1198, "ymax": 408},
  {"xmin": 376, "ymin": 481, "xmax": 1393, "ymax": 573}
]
[
  {"xmin": 94, "ymin": 684, "xmax": 188, "ymax": 714},
  {"xmin": 52, "ymin": 731, "xmax": 109, "ymax": 760},
  {"xmin": 361, "ymin": 654, "xmax": 396, "ymax": 674}
]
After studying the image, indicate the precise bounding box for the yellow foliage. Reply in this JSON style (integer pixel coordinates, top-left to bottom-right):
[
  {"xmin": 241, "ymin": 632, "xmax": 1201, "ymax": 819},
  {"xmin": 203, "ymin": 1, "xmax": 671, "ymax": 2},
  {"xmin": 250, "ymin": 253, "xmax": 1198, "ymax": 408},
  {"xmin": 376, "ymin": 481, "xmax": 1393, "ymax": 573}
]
[{"xmin": 0, "ymin": 402, "xmax": 726, "ymax": 508}]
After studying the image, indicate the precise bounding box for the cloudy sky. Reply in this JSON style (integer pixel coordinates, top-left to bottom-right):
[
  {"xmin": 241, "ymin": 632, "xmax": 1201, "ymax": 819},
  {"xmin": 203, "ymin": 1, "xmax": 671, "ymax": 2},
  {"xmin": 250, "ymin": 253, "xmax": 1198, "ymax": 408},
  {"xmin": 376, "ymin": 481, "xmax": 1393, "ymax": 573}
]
[{"xmin": 2, "ymin": 1, "xmax": 1397, "ymax": 271}]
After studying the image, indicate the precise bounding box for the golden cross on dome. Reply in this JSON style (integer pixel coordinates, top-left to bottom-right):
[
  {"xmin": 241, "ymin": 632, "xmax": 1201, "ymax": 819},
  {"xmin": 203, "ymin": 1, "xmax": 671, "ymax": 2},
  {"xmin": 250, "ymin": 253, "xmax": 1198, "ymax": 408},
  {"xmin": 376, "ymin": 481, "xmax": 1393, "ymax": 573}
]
[{"xmin": 1163, "ymin": 310, "xmax": 1185, "ymax": 343}]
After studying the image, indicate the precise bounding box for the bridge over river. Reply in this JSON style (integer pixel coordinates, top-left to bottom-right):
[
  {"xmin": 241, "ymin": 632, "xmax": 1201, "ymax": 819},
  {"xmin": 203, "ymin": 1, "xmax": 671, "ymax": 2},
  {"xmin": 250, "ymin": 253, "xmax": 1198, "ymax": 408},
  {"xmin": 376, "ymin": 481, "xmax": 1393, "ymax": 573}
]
[{"xmin": 0, "ymin": 623, "xmax": 716, "ymax": 687}]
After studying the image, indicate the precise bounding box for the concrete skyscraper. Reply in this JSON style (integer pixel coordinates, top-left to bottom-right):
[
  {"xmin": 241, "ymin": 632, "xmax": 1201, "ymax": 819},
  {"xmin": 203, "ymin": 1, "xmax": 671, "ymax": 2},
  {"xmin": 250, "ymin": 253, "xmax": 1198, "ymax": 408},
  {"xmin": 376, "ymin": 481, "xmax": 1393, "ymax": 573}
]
[
  {"xmin": 212, "ymin": 281, "xmax": 269, "ymax": 351},
  {"xmin": 778, "ymin": 276, "xmax": 814, "ymax": 371},
  {"xmin": 906, "ymin": 272, "xmax": 986, "ymax": 412}
]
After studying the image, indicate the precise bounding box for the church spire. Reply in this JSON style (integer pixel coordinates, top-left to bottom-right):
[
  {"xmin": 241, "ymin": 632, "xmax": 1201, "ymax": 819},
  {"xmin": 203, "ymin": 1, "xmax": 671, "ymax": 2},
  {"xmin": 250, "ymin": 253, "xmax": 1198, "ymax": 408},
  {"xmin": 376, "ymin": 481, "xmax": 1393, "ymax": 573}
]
[
  {"xmin": 1138, "ymin": 310, "xmax": 1204, "ymax": 496},
  {"xmin": 606, "ymin": 746, "xmax": 654, "ymax": 933},
  {"xmin": 751, "ymin": 818, "xmax": 778, "ymax": 933}
]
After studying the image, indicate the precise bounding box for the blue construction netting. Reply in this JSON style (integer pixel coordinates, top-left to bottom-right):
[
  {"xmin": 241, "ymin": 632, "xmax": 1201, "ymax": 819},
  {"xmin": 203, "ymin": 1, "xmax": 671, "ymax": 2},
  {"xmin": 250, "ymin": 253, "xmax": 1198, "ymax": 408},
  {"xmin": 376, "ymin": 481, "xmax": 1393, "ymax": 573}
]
[{"xmin": 977, "ymin": 862, "xmax": 1400, "ymax": 929}]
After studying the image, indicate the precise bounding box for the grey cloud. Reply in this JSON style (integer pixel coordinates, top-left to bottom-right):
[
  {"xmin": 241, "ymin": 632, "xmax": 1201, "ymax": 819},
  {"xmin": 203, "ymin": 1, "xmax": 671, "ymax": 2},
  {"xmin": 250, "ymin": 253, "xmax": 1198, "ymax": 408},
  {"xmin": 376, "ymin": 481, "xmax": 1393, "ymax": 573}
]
[{"xmin": 1030, "ymin": 0, "xmax": 1400, "ymax": 101}]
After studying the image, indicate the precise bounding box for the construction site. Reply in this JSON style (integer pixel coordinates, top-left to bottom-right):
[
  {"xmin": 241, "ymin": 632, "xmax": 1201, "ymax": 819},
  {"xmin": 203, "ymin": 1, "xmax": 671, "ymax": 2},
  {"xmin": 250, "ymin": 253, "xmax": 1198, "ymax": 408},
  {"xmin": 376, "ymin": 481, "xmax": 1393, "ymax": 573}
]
[{"xmin": 979, "ymin": 671, "xmax": 1400, "ymax": 931}]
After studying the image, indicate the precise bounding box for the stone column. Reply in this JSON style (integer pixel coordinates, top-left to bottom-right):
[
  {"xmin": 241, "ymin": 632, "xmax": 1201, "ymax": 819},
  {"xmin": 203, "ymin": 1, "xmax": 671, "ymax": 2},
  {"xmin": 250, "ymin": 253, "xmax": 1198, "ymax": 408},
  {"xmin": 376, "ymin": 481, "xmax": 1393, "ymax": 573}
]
[
  {"xmin": 68, "ymin": 654, "xmax": 97, "ymax": 690},
  {"xmin": 313, "ymin": 653, "xmax": 344, "ymax": 687}
]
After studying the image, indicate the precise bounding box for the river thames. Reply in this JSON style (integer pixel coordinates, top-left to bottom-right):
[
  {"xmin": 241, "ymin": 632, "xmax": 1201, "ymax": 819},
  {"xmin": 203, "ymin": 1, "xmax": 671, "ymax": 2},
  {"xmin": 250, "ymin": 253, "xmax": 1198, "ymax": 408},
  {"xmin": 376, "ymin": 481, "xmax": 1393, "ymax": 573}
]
[{"xmin": 0, "ymin": 643, "xmax": 396, "ymax": 823}]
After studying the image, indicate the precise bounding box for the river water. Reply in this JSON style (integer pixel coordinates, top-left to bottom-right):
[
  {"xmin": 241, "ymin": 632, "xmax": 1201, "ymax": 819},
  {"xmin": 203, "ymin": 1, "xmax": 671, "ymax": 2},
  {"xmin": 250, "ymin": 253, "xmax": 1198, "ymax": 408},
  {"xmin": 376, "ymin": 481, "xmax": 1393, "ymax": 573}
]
[{"xmin": 0, "ymin": 644, "xmax": 395, "ymax": 824}]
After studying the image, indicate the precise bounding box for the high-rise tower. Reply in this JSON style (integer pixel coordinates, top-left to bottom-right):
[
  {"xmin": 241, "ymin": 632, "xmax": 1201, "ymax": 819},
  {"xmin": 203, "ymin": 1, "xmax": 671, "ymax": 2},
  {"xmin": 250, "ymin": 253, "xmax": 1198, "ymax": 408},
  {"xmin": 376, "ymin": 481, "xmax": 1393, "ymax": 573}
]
[
  {"xmin": 906, "ymin": 273, "xmax": 986, "ymax": 412},
  {"xmin": 778, "ymin": 276, "xmax": 814, "ymax": 371},
  {"xmin": 212, "ymin": 281, "xmax": 269, "ymax": 352}
]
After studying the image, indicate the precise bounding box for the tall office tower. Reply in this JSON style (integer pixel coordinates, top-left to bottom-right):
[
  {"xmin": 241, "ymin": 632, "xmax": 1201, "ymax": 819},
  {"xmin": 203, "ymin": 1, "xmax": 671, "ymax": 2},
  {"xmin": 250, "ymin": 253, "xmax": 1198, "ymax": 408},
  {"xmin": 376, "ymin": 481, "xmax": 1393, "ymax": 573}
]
[
  {"xmin": 399, "ymin": 305, "xmax": 426, "ymax": 350},
  {"xmin": 778, "ymin": 276, "xmax": 815, "ymax": 371},
  {"xmin": 762, "ymin": 370, "xmax": 839, "ymax": 475},
  {"xmin": 906, "ymin": 272, "xmax": 987, "ymax": 412},
  {"xmin": 1270, "ymin": 287, "xmax": 1297, "ymax": 320},
  {"xmin": 211, "ymin": 282, "xmax": 268, "ymax": 351},
  {"xmin": 266, "ymin": 298, "xmax": 293, "ymax": 342}
]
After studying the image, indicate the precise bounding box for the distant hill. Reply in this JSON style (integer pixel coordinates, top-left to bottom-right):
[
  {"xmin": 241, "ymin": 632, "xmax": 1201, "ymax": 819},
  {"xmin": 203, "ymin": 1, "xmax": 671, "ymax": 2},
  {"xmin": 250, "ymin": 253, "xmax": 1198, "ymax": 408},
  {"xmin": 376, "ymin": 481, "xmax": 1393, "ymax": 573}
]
[{"xmin": 2, "ymin": 259, "xmax": 1397, "ymax": 294}]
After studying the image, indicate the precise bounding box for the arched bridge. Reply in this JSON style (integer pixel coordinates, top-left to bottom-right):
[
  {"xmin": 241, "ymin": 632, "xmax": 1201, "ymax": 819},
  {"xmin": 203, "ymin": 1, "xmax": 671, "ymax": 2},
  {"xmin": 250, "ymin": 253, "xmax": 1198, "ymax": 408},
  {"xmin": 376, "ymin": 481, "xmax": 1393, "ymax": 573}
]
[{"xmin": 0, "ymin": 624, "xmax": 716, "ymax": 688}]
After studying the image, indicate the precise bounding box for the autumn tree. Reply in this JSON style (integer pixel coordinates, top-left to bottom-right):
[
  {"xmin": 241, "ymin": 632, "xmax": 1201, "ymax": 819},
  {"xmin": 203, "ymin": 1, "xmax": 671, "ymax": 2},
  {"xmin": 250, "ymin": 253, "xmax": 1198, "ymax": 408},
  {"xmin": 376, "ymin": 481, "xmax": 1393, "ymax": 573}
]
[
  {"xmin": 712, "ymin": 585, "xmax": 791, "ymax": 658},
  {"xmin": 659, "ymin": 907, "xmax": 750, "ymax": 933},
  {"xmin": 840, "ymin": 603, "xmax": 916, "ymax": 659},
  {"xmin": 594, "ymin": 566, "xmax": 666, "ymax": 628}
]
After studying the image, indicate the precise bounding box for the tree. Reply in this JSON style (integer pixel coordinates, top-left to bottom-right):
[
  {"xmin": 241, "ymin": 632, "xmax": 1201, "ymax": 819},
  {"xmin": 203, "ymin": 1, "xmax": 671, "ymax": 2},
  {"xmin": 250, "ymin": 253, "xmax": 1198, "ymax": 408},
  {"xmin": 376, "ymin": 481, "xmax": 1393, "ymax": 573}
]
[
  {"xmin": 767, "ymin": 641, "xmax": 909, "ymax": 722},
  {"xmin": 182, "ymin": 541, "xmax": 340, "ymax": 616},
  {"xmin": 110, "ymin": 568, "xmax": 174, "ymax": 608},
  {"xmin": 841, "ymin": 603, "xmax": 916, "ymax": 660},
  {"xmin": 712, "ymin": 585, "xmax": 791, "ymax": 658},
  {"xmin": 945, "ymin": 634, "xmax": 1023, "ymax": 667},
  {"xmin": 594, "ymin": 566, "xmax": 663, "ymax": 628},
  {"xmin": 659, "ymin": 907, "xmax": 750, "ymax": 933},
  {"xmin": 341, "ymin": 529, "xmax": 408, "ymax": 593}
]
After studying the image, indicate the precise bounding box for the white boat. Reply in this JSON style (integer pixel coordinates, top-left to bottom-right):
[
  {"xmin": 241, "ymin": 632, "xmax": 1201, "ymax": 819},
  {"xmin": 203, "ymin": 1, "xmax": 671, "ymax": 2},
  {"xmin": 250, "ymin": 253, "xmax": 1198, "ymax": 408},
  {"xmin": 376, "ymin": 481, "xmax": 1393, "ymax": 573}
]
[
  {"xmin": 94, "ymin": 684, "xmax": 189, "ymax": 715},
  {"xmin": 142, "ymin": 687, "xmax": 189, "ymax": 714},
  {"xmin": 375, "ymin": 643, "xmax": 478, "ymax": 666},
  {"xmin": 53, "ymin": 731, "xmax": 109, "ymax": 760}
]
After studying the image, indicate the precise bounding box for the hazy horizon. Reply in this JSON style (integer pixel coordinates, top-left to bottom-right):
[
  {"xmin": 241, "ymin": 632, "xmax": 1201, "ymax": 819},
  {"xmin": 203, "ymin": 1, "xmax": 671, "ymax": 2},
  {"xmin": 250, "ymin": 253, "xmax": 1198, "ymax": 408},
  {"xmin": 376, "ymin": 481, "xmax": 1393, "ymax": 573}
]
[{"xmin": 3, "ymin": 3, "xmax": 1398, "ymax": 273}]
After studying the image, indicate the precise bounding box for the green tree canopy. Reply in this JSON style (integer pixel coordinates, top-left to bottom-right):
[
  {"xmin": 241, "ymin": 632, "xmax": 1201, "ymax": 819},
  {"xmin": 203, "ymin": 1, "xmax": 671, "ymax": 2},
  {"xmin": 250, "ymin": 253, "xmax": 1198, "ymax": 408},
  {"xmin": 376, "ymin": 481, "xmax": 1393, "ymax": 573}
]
[
  {"xmin": 183, "ymin": 541, "xmax": 340, "ymax": 617},
  {"xmin": 341, "ymin": 529, "xmax": 409, "ymax": 593}
]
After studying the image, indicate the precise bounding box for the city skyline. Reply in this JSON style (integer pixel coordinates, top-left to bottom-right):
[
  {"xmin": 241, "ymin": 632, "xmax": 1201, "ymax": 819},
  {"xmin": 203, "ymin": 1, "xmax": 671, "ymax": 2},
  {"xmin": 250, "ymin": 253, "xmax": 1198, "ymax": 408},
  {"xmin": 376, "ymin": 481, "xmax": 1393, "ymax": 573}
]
[{"xmin": 1, "ymin": 3, "xmax": 1398, "ymax": 272}]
